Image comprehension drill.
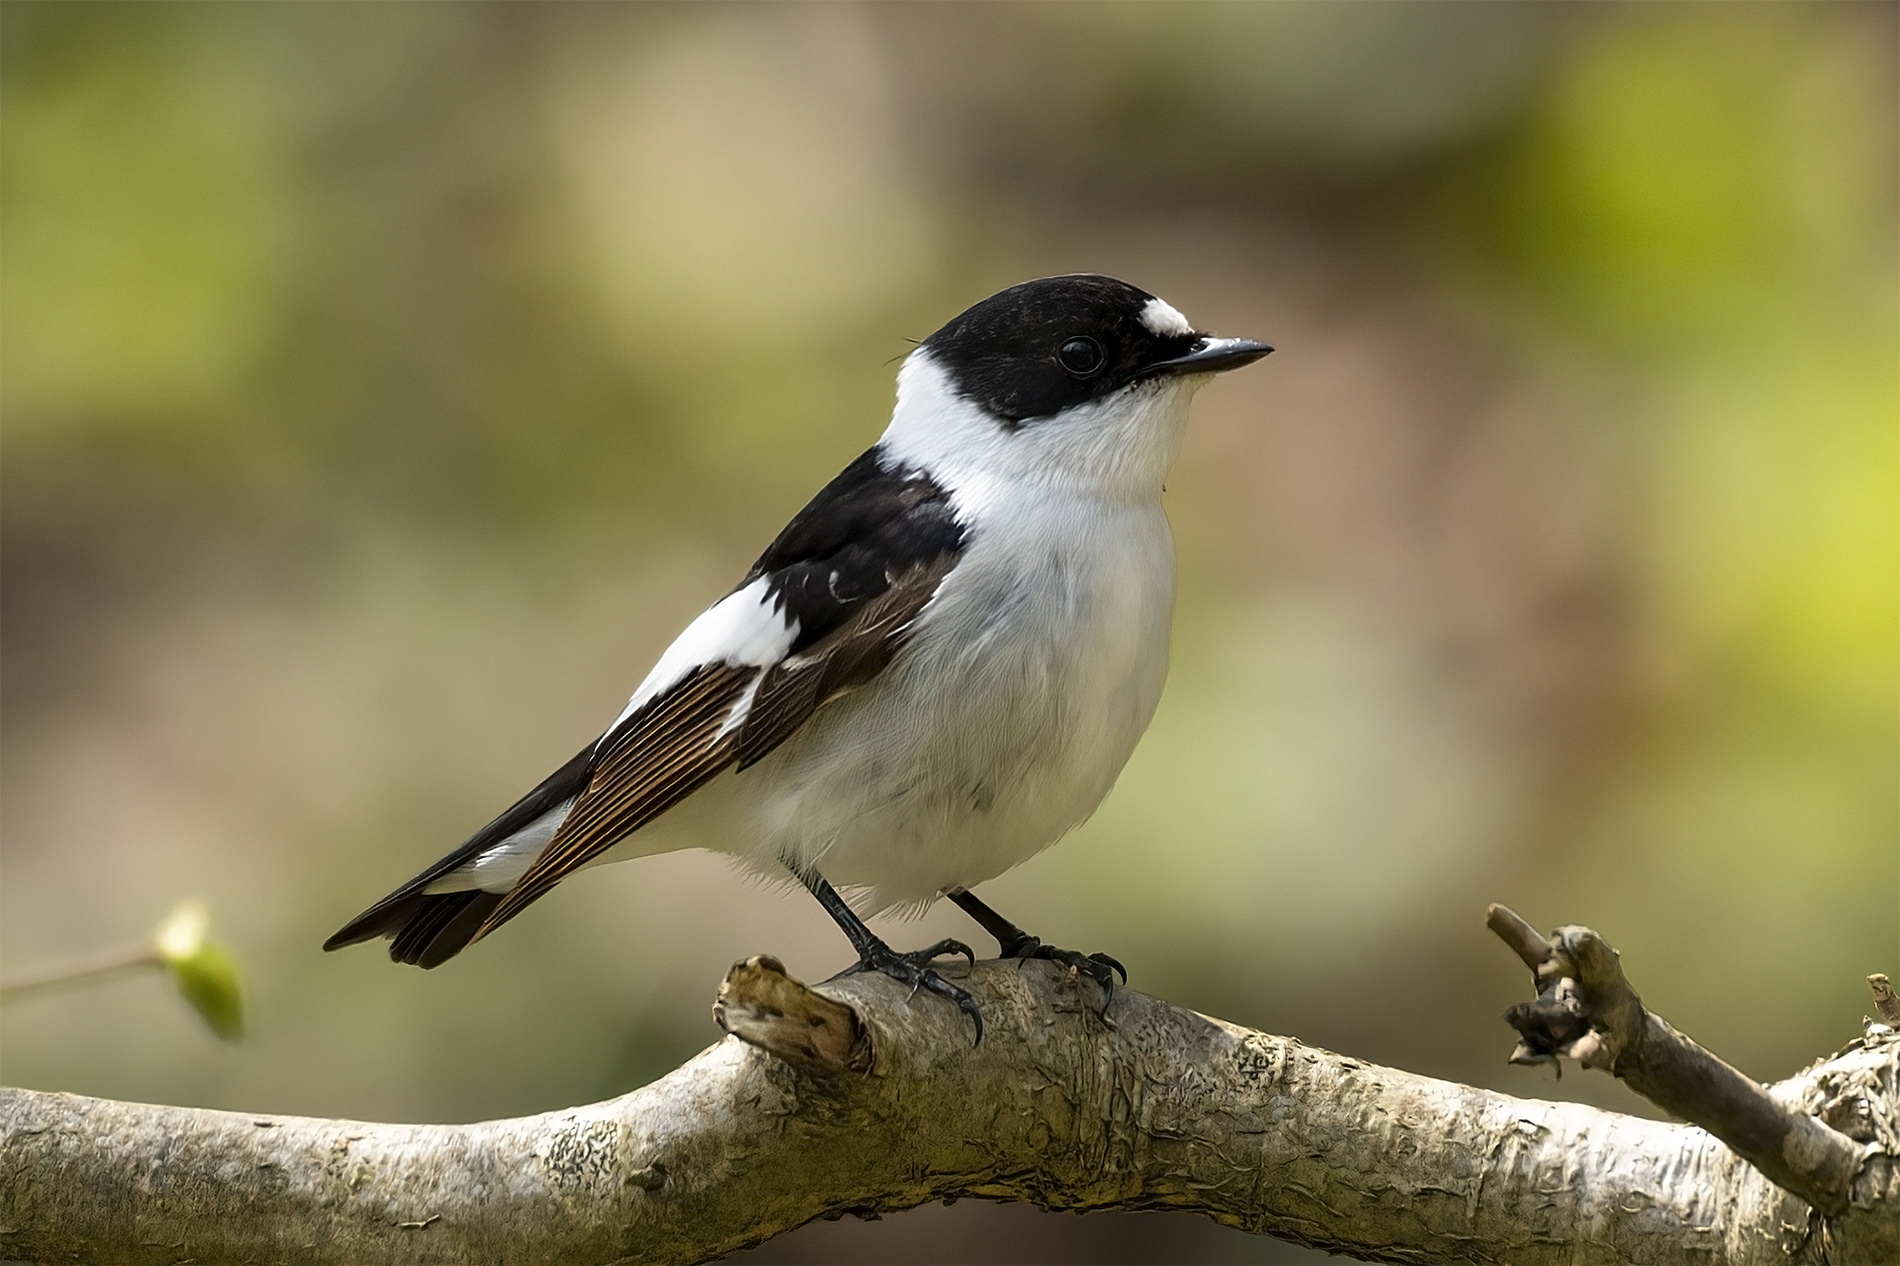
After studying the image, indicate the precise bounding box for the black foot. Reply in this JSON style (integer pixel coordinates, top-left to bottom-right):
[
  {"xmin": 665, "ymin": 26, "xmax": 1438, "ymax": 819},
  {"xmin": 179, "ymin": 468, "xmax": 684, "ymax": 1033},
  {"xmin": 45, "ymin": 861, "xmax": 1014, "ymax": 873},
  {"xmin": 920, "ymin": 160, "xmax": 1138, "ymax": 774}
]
[
  {"xmin": 840, "ymin": 938, "xmax": 983, "ymax": 1044},
  {"xmin": 999, "ymin": 934, "xmax": 1126, "ymax": 1016}
]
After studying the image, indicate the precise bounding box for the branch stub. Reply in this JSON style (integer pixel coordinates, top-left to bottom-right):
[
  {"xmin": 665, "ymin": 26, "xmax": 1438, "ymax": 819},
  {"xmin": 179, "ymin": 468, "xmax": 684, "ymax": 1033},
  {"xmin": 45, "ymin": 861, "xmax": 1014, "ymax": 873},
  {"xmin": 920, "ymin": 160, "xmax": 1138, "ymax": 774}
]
[{"xmin": 713, "ymin": 954, "xmax": 873, "ymax": 1076}]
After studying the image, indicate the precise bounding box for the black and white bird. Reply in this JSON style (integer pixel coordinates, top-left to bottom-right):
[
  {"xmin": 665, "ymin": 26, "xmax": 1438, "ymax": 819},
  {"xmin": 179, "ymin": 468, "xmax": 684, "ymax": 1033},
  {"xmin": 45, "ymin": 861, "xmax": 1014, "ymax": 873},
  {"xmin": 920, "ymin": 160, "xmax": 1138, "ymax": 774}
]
[{"xmin": 325, "ymin": 274, "xmax": 1270, "ymax": 1040}]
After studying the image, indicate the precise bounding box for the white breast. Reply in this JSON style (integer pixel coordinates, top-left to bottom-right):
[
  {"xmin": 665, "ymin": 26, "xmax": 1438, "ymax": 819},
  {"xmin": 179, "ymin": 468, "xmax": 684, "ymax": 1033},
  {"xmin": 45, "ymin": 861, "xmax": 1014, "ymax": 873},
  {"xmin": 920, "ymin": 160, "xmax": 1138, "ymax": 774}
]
[{"xmin": 722, "ymin": 487, "xmax": 1176, "ymax": 912}]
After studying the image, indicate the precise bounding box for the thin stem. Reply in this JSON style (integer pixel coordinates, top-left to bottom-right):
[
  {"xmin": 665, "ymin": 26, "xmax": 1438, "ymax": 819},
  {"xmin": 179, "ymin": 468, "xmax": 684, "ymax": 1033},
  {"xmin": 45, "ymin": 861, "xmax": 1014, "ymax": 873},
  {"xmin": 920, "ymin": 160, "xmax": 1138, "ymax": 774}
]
[{"xmin": 0, "ymin": 942, "xmax": 161, "ymax": 1002}]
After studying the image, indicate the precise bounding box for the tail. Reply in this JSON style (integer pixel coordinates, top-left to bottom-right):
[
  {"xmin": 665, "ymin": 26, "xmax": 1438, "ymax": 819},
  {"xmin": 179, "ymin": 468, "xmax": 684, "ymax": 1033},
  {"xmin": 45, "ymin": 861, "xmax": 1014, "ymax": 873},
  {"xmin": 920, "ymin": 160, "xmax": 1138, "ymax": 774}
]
[
  {"xmin": 323, "ymin": 888, "xmax": 508, "ymax": 969},
  {"xmin": 323, "ymin": 745, "xmax": 593, "ymax": 968}
]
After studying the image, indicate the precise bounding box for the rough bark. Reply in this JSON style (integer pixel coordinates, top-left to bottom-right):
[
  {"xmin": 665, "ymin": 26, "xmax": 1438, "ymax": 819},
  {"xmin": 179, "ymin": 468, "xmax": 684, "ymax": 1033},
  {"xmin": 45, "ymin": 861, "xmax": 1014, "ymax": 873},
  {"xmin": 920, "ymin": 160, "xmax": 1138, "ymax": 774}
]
[{"xmin": 5, "ymin": 948, "xmax": 1897, "ymax": 1266}]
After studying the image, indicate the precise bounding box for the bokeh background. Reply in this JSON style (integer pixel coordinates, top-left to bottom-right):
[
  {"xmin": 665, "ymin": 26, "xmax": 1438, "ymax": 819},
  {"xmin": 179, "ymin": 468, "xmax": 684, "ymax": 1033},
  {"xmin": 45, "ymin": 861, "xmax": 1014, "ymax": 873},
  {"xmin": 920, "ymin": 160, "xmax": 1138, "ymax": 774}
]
[{"xmin": 3, "ymin": 3, "xmax": 1894, "ymax": 1261}]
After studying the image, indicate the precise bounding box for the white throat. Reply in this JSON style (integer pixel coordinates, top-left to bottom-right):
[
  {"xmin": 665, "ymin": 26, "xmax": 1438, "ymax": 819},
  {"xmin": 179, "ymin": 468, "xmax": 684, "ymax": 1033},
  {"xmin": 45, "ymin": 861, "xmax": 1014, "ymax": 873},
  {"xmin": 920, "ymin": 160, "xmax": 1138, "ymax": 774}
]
[{"xmin": 879, "ymin": 350, "xmax": 1201, "ymax": 507}]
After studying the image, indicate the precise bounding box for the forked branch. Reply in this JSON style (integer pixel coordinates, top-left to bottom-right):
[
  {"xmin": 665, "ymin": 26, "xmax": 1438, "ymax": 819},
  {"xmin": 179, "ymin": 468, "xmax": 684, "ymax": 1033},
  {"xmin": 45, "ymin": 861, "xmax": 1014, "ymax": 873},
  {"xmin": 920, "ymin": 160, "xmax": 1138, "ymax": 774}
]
[{"xmin": 1487, "ymin": 904, "xmax": 1869, "ymax": 1216}]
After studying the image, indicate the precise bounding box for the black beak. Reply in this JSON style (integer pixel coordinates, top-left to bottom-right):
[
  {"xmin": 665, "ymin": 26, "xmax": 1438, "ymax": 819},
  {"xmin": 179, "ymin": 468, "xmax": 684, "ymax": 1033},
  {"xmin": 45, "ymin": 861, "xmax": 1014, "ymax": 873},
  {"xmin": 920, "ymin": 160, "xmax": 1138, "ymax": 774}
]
[{"xmin": 1141, "ymin": 336, "xmax": 1273, "ymax": 378}]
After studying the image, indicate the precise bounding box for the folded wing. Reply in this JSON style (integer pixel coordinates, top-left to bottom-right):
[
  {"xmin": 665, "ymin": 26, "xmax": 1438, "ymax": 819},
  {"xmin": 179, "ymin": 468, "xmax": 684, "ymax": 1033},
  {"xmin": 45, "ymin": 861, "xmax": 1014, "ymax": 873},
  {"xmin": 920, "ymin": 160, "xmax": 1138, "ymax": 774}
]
[{"xmin": 325, "ymin": 445, "xmax": 966, "ymax": 965}]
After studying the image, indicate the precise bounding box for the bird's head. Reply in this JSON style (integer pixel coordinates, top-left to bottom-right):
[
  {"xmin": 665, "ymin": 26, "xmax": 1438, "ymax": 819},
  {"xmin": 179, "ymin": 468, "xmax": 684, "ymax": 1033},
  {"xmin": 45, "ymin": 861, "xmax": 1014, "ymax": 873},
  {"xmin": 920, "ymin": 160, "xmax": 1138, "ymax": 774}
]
[{"xmin": 884, "ymin": 275, "xmax": 1270, "ymax": 500}]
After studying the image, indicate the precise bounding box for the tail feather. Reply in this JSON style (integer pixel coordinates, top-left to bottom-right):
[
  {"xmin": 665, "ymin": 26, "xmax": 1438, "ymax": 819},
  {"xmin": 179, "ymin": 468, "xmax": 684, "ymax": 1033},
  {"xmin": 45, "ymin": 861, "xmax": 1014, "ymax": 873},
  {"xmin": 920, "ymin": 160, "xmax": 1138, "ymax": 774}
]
[
  {"xmin": 323, "ymin": 743, "xmax": 595, "ymax": 968},
  {"xmin": 322, "ymin": 888, "xmax": 506, "ymax": 969},
  {"xmin": 390, "ymin": 891, "xmax": 504, "ymax": 968}
]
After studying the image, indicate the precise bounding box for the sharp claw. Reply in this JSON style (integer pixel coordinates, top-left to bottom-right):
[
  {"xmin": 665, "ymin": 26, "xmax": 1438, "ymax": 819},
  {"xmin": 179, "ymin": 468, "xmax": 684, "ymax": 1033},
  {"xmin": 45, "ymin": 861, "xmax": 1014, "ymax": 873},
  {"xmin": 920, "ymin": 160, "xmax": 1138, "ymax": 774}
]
[
  {"xmin": 847, "ymin": 938, "xmax": 986, "ymax": 1044},
  {"xmin": 957, "ymin": 994, "xmax": 984, "ymax": 1045},
  {"xmin": 927, "ymin": 938, "xmax": 976, "ymax": 969},
  {"xmin": 904, "ymin": 956, "xmax": 983, "ymax": 1044},
  {"xmin": 998, "ymin": 939, "xmax": 1128, "ymax": 1016},
  {"xmin": 903, "ymin": 938, "xmax": 976, "ymax": 970}
]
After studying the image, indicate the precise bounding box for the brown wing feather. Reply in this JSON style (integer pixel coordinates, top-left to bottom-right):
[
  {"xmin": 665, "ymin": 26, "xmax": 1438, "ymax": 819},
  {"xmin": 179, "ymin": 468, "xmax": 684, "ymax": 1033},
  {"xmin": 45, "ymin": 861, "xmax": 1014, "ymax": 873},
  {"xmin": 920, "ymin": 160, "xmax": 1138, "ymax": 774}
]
[
  {"xmin": 468, "ymin": 556, "xmax": 958, "ymax": 945},
  {"xmin": 734, "ymin": 556, "xmax": 957, "ymax": 767},
  {"xmin": 469, "ymin": 662, "xmax": 755, "ymax": 942}
]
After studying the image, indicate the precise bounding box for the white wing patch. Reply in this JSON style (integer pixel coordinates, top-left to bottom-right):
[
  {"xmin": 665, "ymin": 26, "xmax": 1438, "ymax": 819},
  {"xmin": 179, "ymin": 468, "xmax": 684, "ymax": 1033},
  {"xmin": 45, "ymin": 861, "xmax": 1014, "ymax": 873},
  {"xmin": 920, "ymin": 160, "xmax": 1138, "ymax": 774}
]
[
  {"xmin": 424, "ymin": 796, "xmax": 577, "ymax": 894},
  {"xmin": 603, "ymin": 577, "xmax": 799, "ymax": 741},
  {"xmin": 1139, "ymin": 297, "xmax": 1193, "ymax": 337}
]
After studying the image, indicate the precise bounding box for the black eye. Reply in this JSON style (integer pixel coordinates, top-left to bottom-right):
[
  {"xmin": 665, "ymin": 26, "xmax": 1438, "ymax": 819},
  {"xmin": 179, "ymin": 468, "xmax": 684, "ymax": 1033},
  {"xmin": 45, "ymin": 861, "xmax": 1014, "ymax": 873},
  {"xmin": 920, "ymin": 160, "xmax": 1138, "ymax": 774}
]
[{"xmin": 1057, "ymin": 336, "xmax": 1104, "ymax": 377}]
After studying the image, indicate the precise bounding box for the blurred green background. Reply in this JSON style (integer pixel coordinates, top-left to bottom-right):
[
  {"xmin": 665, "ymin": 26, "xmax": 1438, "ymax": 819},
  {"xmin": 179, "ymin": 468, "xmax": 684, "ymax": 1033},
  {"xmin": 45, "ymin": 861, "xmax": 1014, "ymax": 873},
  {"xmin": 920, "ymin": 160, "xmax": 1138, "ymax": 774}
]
[{"xmin": 2, "ymin": 4, "xmax": 1894, "ymax": 1262}]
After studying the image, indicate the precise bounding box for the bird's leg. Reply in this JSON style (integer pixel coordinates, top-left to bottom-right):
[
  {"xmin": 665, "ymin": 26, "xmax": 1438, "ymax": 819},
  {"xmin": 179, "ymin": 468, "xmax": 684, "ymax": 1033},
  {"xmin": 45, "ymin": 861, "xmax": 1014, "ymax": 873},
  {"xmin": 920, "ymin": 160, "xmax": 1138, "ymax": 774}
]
[
  {"xmin": 796, "ymin": 868, "xmax": 982, "ymax": 1044},
  {"xmin": 945, "ymin": 887, "xmax": 1125, "ymax": 1015}
]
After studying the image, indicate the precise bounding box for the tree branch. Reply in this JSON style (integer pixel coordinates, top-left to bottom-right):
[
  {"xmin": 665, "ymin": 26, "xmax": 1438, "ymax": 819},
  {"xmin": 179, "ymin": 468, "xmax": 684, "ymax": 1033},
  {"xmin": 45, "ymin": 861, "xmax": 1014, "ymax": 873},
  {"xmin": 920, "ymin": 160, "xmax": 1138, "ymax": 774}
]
[
  {"xmin": 1488, "ymin": 905, "xmax": 1870, "ymax": 1217},
  {"xmin": 4, "ymin": 939, "xmax": 1896, "ymax": 1265}
]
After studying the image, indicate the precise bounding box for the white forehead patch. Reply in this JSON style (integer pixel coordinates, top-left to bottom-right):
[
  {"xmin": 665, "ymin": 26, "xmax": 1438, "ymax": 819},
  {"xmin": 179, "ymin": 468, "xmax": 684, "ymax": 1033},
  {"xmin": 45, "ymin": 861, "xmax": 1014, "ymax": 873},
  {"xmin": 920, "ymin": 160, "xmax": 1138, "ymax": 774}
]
[{"xmin": 1140, "ymin": 297, "xmax": 1193, "ymax": 338}]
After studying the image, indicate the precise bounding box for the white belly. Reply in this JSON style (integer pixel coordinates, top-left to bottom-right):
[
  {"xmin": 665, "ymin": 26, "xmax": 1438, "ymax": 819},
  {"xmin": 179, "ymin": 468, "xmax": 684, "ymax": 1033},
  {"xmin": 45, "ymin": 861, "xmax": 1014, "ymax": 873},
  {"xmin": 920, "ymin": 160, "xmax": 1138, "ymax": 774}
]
[{"xmin": 719, "ymin": 493, "xmax": 1176, "ymax": 913}]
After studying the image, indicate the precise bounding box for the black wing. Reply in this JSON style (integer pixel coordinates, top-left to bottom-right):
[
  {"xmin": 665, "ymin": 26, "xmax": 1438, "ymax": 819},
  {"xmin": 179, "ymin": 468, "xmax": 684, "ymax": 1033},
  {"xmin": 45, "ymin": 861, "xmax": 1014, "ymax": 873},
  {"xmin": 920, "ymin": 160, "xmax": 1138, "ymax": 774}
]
[{"xmin": 743, "ymin": 445, "xmax": 967, "ymax": 654}]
